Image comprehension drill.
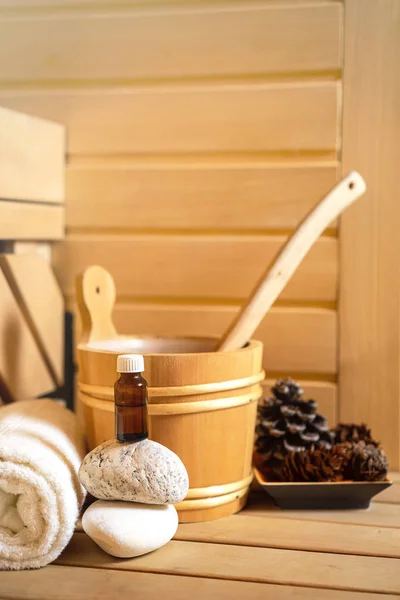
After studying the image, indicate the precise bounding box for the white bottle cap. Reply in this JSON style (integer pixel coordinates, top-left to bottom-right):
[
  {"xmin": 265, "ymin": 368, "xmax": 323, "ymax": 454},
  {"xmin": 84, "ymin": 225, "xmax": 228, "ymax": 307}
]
[{"xmin": 117, "ymin": 354, "xmax": 145, "ymax": 373}]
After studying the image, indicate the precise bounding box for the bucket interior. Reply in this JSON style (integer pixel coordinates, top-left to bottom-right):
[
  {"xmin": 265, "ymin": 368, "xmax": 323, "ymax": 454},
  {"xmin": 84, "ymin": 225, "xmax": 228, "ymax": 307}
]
[{"xmin": 86, "ymin": 336, "xmax": 218, "ymax": 355}]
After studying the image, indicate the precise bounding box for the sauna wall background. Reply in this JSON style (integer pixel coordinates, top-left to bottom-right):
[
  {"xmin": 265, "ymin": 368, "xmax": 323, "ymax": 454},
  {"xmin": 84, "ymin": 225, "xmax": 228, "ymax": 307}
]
[{"xmin": 0, "ymin": 1, "xmax": 341, "ymax": 423}]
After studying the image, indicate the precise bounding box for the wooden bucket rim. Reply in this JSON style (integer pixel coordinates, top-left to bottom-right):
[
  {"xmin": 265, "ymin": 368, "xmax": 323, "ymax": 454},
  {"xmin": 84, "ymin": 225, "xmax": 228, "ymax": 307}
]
[{"xmin": 77, "ymin": 335, "xmax": 262, "ymax": 358}]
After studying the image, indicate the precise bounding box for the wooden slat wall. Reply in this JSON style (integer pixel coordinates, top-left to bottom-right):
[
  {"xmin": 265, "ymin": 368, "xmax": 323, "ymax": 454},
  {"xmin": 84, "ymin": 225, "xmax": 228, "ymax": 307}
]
[
  {"xmin": 0, "ymin": 2, "xmax": 343, "ymax": 415},
  {"xmin": 55, "ymin": 235, "xmax": 337, "ymax": 301},
  {"xmin": 340, "ymin": 0, "xmax": 400, "ymax": 467},
  {"xmin": 66, "ymin": 162, "xmax": 339, "ymax": 231},
  {"xmin": 0, "ymin": 0, "xmax": 341, "ymax": 6},
  {"xmin": 0, "ymin": 5, "xmax": 341, "ymax": 81},
  {"xmin": 0, "ymin": 85, "xmax": 339, "ymax": 154}
]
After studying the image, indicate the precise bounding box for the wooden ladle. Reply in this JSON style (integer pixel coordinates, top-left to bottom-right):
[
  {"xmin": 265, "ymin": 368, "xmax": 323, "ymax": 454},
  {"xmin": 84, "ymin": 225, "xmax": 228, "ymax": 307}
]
[{"xmin": 217, "ymin": 171, "xmax": 366, "ymax": 352}]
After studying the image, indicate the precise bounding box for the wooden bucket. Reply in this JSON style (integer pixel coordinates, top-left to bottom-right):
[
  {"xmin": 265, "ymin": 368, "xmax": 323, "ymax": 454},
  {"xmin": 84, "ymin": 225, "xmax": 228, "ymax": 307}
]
[{"xmin": 76, "ymin": 268, "xmax": 264, "ymax": 522}]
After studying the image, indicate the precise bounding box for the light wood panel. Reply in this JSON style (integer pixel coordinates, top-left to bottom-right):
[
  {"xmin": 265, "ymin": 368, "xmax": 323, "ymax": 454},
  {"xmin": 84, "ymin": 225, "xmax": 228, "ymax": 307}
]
[
  {"xmin": 339, "ymin": 0, "xmax": 400, "ymax": 468},
  {"xmin": 0, "ymin": 4, "xmax": 341, "ymax": 82},
  {"xmin": 0, "ymin": 0, "xmax": 346, "ymax": 6},
  {"xmin": 0, "ymin": 83, "xmax": 339, "ymax": 154},
  {"xmin": 0, "ymin": 565, "xmax": 390, "ymax": 600},
  {"xmin": 0, "ymin": 106, "xmax": 64, "ymax": 203},
  {"xmin": 0, "ymin": 200, "xmax": 64, "ymax": 240},
  {"xmin": 0, "ymin": 254, "xmax": 64, "ymax": 386},
  {"xmin": 0, "ymin": 268, "xmax": 54, "ymax": 401},
  {"xmin": 176, "ymin": 513, "xmax": 400, "ymax": 558},
  {"xmin": 66, "ymin": 163, "xmax": 339, "ymax": 231},
  {"xmin": 57, "ymin": 534, "xmax": 400, "ymax": 595},
  {"xmin": 53, "ymin": 234, "xmax": 337, "ymax": 301}
]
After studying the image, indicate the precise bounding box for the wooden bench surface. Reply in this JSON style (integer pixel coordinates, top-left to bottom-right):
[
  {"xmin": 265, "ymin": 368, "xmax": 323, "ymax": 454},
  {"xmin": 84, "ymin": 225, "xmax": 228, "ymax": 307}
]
[{"xmin": 1, "ymin": 473, "xmax": 400, "ymax": 600}]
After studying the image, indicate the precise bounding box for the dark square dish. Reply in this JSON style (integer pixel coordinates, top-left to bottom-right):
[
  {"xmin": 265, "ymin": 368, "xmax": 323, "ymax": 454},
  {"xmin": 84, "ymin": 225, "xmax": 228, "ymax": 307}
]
[{"xmin": 254, "ymin": 468, "xmax": 392, "ymax": 509}]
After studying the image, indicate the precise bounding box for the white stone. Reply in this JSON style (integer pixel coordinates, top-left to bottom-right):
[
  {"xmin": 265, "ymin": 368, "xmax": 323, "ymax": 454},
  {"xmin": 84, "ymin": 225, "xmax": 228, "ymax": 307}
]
[
  {"xmin": 79, "ymin": 439, "xmax": 189, "ymax": 504},
  {"xmin": 82, "ymin": 500, "xmax": 178, "ymax": 558}
]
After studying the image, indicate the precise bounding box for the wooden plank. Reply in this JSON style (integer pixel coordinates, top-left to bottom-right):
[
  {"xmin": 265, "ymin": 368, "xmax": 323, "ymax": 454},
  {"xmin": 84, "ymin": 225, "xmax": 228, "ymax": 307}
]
[
  {"xmin": 245, "ymin": 492, "xmax": 400, "ymax": 528},
  {"xmin": 53, "ymin": 234, "xmax": 337, "ymax": 302},
  {"xmin": 0, "ymin": 565, "xmax": 391, "ymax": 600},
  {"xmin": 102, "ymin": 304, "xmax": 337, "ymax": 375},
  {"xmin": 0, "ymin": 106, "xmax": 64, "ymax": 203},
  {"xmin": 0, "ymin": 254, "xmax": 64, "ymax": 386},
  {"xmin": 0, "ymin": 0, "xmax": 345, "ymax": 6},
  {"xmin": 66, "ymin": 163, "xmax": 339, "ymax": 231},
  {"xmin": 57, "ymin": 534, "xmax": 400, "ymax": 595},
  {"xmin": 0, "ymin": 5, "xmax": 342, "ymax": 82},
  {"xmin": 175, "ymin": 513, "xmax": 400, "ymax": 558},
  {"xmin": 0, "ymin": 200, "xmax": 64, "ymax": 240},
  {"xmin": 339, "ymin": 1, "xmax": 400, "ymax": 468},
  {"xmin": 0, "ymin": 268, "xmax": 54, "ymax": 401},
  {"xmin": 0, "ymin": 83, "xmax": 339, "ymax": 154}
]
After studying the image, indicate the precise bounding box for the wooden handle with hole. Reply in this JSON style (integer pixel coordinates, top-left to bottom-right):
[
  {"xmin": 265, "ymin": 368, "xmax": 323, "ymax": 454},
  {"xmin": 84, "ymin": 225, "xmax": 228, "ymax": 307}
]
[
  {"xmin": 75, "ymin": 265, "xmax": 118, "ymax": 344},
  {"xmin": 217, "ymin": 171, "xmax": 367, "ymax": 351}
]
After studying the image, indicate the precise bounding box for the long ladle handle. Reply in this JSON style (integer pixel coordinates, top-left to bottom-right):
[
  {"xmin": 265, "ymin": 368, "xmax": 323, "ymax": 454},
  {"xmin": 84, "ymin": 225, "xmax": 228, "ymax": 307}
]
[{"xmin": 217, "ymin": 171, "xmax": 366, "ymax": 351}]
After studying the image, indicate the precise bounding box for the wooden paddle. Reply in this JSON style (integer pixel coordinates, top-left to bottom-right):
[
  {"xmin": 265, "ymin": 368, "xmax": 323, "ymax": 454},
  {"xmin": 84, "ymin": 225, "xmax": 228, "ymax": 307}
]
[
  {"xmin": 217, "ymin": 171, "xmax": 366, "ymax": 352},
  {"xmin": 75, "ymin": 265, "xmax": 118, "ymax": 344}
]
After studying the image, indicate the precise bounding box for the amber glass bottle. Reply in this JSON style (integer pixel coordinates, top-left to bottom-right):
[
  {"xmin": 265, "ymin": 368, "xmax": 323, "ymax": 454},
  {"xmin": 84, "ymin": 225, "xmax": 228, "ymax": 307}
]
[{"xmin": 114, "ymin": 354, "xmax": 149, "ymax": 442}]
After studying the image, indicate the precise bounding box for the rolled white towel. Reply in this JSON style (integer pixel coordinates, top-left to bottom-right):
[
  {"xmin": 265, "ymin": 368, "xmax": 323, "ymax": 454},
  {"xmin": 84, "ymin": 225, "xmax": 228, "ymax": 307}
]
[{"xmin": 0, "ymin": 399, "xmax": 86, "ymax": 570}]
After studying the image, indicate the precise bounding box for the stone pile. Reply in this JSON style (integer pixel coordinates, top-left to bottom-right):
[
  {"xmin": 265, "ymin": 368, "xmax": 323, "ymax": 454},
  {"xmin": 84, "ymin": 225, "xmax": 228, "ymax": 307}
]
[{"xmin": 79, "ymin": 439, "xmax": 188, "ymax": 558}]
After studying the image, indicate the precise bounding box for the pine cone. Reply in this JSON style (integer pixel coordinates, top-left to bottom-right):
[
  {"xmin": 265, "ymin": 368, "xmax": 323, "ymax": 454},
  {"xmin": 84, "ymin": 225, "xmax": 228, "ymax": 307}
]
[
  {"xmin": 334, "ymin": 423, "xmax": 379, "ymax": 447},
  {"xmin": 271, "ymin": 444, "xmax": 351, "ymax": 482},
  {"xmin": 271, "ymin": 379, "xmax": 304, "ymax": 402},
  {"xmin": 255, "ymin": 378, "xmax": 333, "ymax": 479},
  {"xmin": 345, "ymin": 442, "xmax": 389, "ymax": 482}
]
